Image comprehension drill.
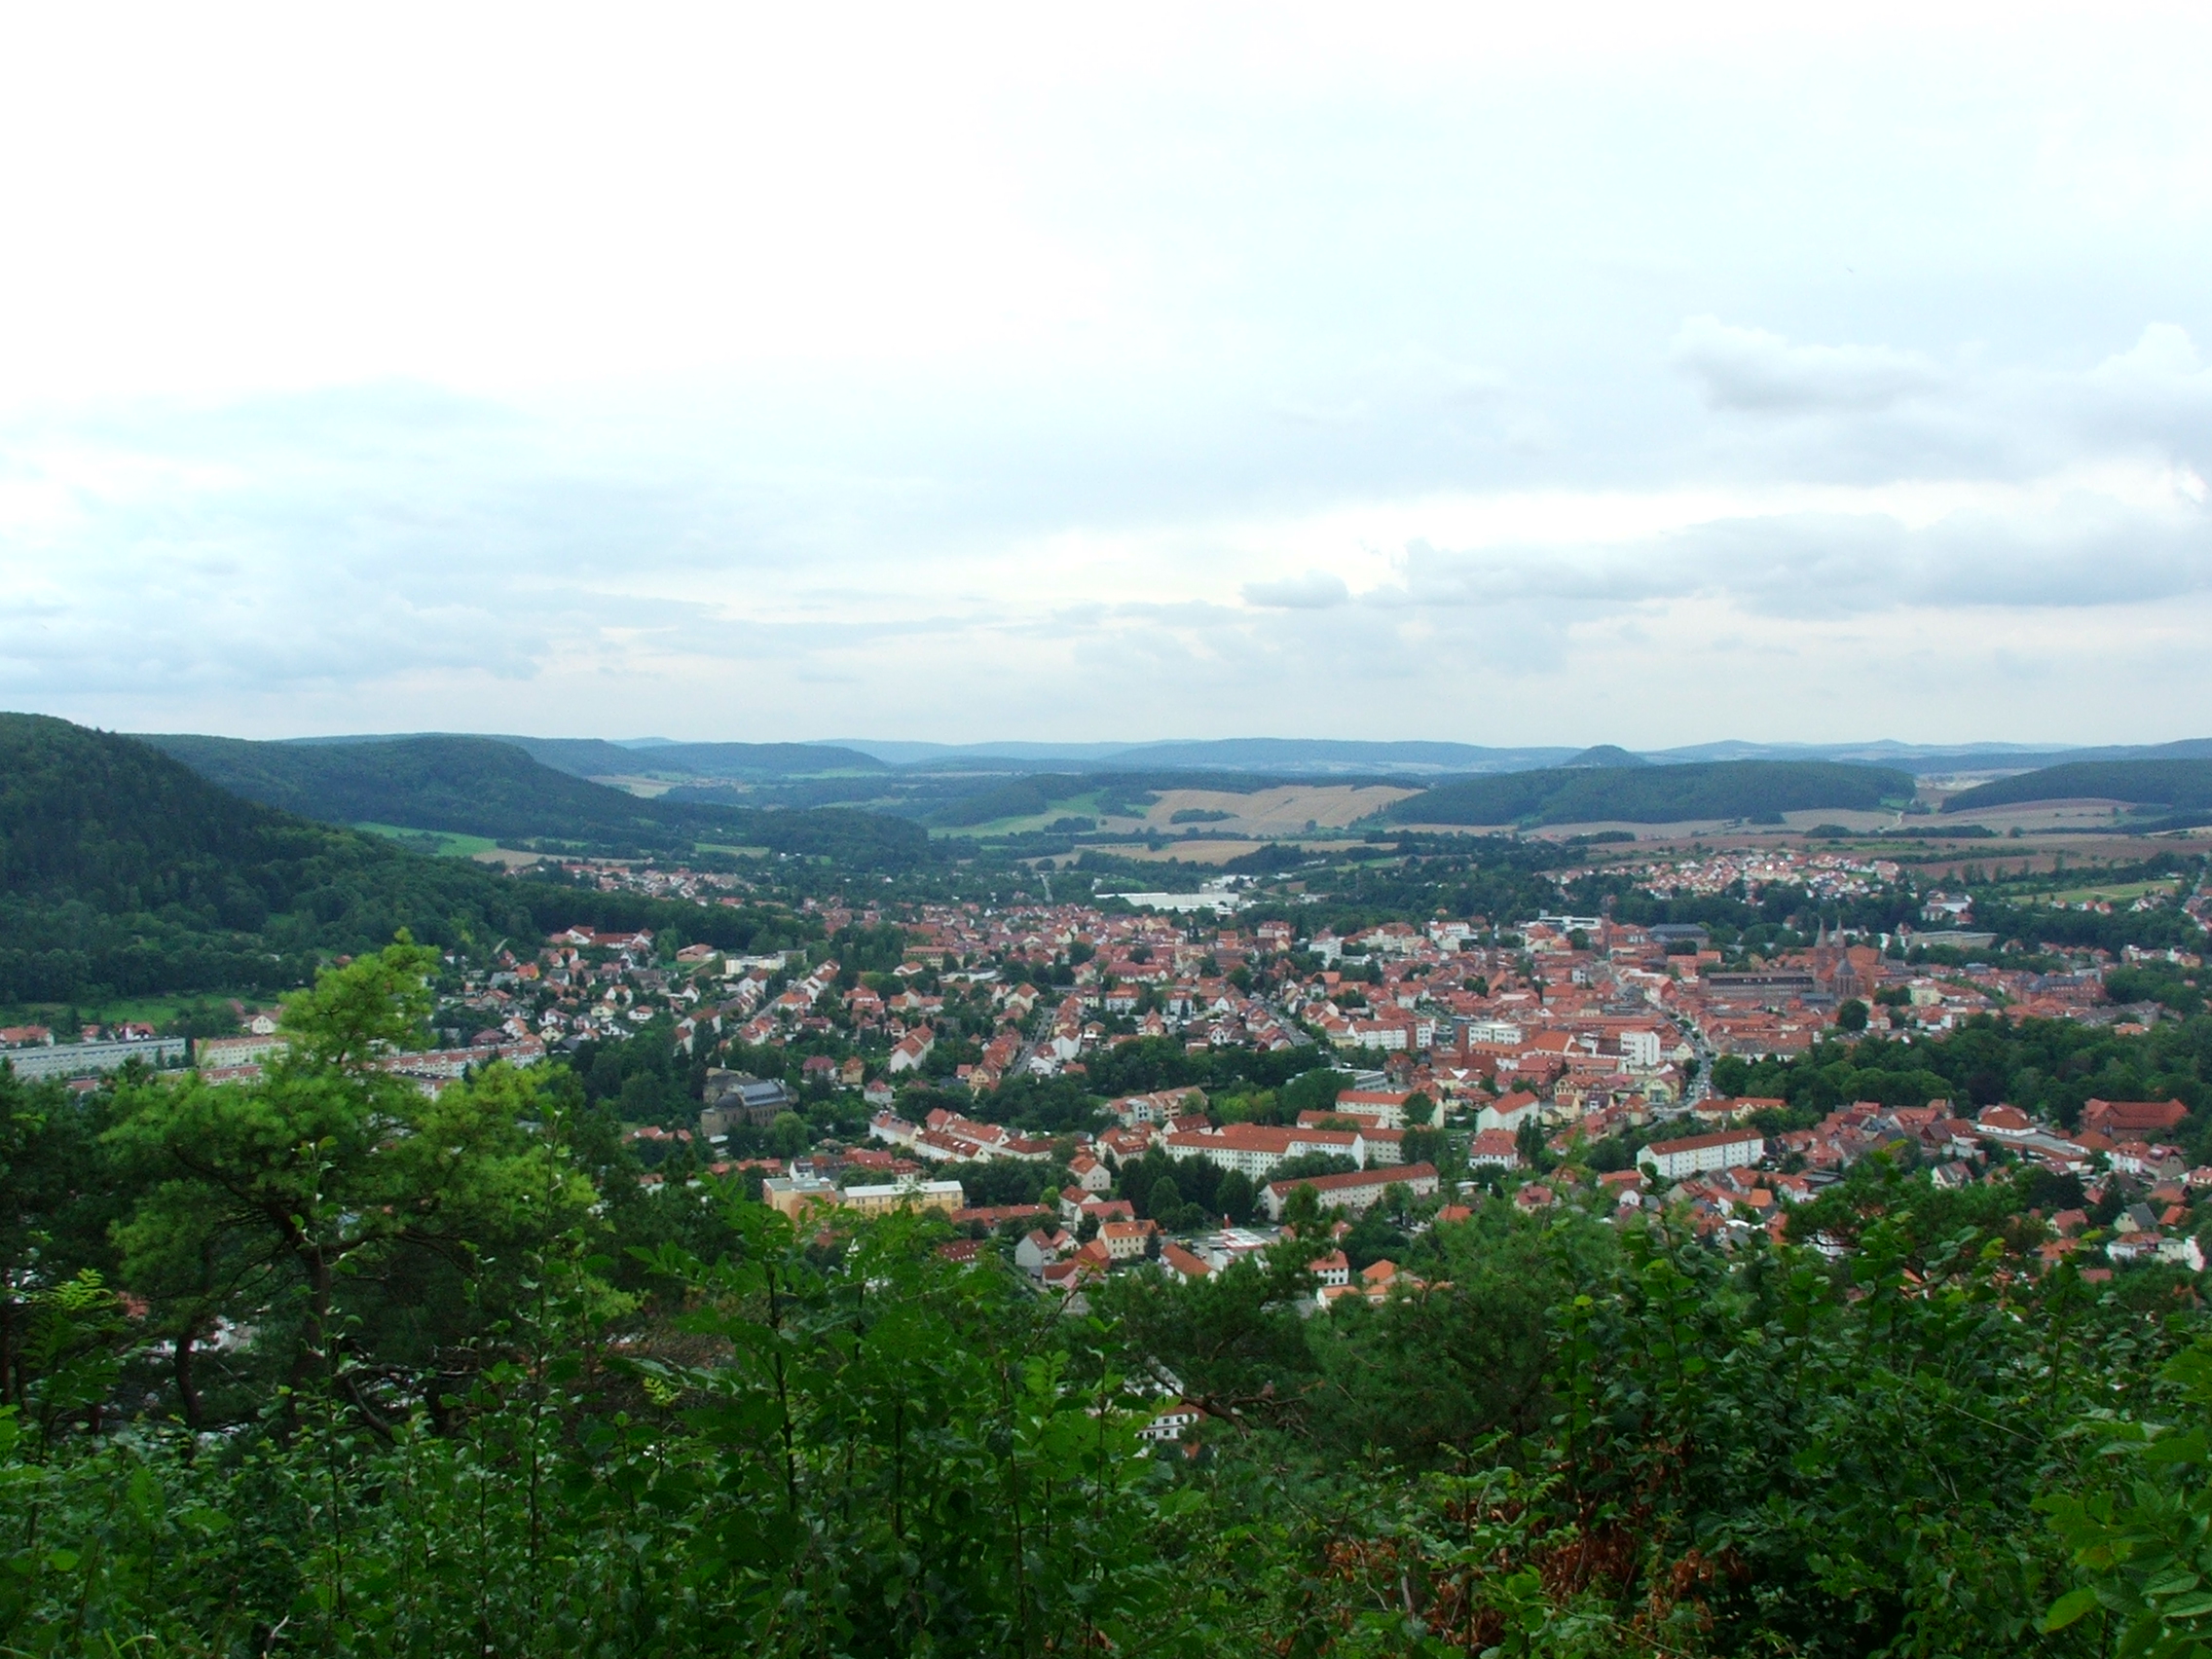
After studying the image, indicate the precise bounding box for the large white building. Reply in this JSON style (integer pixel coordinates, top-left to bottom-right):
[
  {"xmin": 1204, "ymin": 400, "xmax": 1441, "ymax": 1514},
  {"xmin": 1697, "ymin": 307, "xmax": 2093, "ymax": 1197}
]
[
  {"xmin": 1163, "ymin": 1123, "xmax": 1366, "ymax": 1177},
  {"xmin": 1638, "ymin": 1129, "xmax": 1766, "ymax": 1181}
]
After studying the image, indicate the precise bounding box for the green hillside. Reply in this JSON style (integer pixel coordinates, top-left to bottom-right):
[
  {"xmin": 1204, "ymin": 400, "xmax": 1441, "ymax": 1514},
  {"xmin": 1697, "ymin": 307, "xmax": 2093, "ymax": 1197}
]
[
  {"xmin": 0, "ymin": 716, "xmax": 820, "ymax": 1006},
  {"xmin": 1391, "ymin": 758, "xmax": 1914, "ymax": 827},
  {"xmin": 501, "ymin": 735, "xmax": 887, "ymax": 778},
  {"xmin": 146, "ymin": 733, "xmax": 930, "ymax": 868},
  {"xmin": 0, "ymin": 716, "xmax": 543, "ymax": 1004},
  {"xmin": 1943, "ymin": 758, "xmax": 2212, "ymax": 814}
]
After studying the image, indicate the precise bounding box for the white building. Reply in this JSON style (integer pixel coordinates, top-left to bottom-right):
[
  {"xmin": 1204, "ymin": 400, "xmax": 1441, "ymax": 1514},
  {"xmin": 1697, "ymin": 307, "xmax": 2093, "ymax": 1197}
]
[{"xmin": 1638, "ymin": 1129, "xmax": 1766, "ymax": 1181}]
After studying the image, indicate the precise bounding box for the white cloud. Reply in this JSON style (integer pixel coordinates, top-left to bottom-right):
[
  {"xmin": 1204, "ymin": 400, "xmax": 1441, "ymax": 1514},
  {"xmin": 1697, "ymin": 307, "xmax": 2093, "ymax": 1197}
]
[
  {"xmin": 5, "ymin": 4, "xmax": 2212, "ymax": 743},
  {"xmin": 1241, "ymin": 571, "xmax": 1351, "ymax": 608},
  {"xmin": 1672, "ymin": 317, "xmax": 1948, "ymax": 414}
]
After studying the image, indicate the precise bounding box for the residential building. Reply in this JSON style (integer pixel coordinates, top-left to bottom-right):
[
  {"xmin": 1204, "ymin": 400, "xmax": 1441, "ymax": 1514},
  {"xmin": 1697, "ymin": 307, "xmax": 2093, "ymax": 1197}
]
[{"xmin": 1639, "ymin": 1129, "xmax": 1766, "ymax": 1181}]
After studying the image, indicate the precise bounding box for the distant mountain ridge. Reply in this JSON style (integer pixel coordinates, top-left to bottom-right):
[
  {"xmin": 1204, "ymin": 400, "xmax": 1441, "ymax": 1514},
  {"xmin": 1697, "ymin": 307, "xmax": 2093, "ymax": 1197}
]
[
  {"xmin": 1942, "ymin": 758, "xmax": 2212, "ymax": 817},
  {"xmin": 258, "ymin": 730, "xmax": 2212, "ymax": 779},
  {"xmin": 143, "ymin": 733, "xmax": 928, "ymax": 868},
  {"xmin": 287, "ymin": 732, "xmax": 885, "ymax": 779},
  {"xmin": 1391, "ymin": 759, "xmax": 1916, "ymax": 828}
]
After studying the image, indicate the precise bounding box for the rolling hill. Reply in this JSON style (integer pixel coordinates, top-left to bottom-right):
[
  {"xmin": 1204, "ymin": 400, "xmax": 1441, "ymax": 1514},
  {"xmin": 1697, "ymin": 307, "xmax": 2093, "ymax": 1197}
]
[
  {"xmin": 501, "ymin": 736, "xmax": 887, "ymax": 779},
  {"xmin": 0, "ymin": 716, "xmax": 821, "ymax": 1007},
  {"xmin": 1390, "ymin": 759, "xmax": 1916, "ymax": 828},
  {"xmin": 0, "ymin": 715, "xmax": 536, "ymax": 1004},
  {"xmin": 144, "ymin": 733, "xmax": 929, "ymax": 868},
  {"xmin": 1941, "ymin": 758, "xmax": 2212, "ymax": 815},
  {"xmin": 287, "ymin": 733, "xmax": 885, "ymax": 779}
]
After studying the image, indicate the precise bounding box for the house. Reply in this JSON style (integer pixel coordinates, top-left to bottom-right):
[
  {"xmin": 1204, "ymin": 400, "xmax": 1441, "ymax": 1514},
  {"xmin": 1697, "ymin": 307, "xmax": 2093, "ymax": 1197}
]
[
  {"xmin": 887, "ymin": 1030, "xmax": 936, "ymax": 1075},
  {"xmin": 1476, "ymin": 1091, "xmax": 1543, "ymax": 1133},
  {"xmin": 1307, "ymin": 1249, "xmax": 1350, "ymax": 1287},
  {"xmin": 1159, "ymin": 1241, "xmax": 1212, "ymax": 1282},
  {"xmin": 1015, "ymin": 1228, "xmax": 1074, "ymax": 1274},
  {"xmin": 1098, "ymin": 1218, "xmax": 1160, "ymax": 1261},
  {"xmin": 2083, "ymin": 1098, "xmax": 2191, "ymax": 1139},
  {"xmin": 1139, "ymin": 1398, "xmax": 1204, "ymax": 1443},
  {"xmin": 1467, "ymin": 1128, "xmax": 1522, "ymax": 1169},
  {"xmin": 1066, "ymin": 1153, "xmax": 1113, "ymax": 1194}
]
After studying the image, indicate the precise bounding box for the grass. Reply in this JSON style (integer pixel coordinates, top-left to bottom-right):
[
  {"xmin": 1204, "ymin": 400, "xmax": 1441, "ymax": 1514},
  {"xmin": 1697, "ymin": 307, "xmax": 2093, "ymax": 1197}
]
[
  {"xmin": 353, "ymin": 822, "xmax": 502, "ymax": 858},
  {"xmin": 2031, "ymin": 878, "xmax": 2182, "ymax": 905},
  {"xmin": 0, "ymin": 990, "xmax": 275, "ymax": 1031},
  {"xmin": 931, "ymin": 791, "xmax": 1113, "ymax": 838}
]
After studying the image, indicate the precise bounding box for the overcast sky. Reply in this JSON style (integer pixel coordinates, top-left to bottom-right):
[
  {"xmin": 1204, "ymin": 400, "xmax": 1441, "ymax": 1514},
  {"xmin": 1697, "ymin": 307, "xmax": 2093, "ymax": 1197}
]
[{"xmin": 3, "ymin": 2, "xmax": 2209, "ymax": 747}]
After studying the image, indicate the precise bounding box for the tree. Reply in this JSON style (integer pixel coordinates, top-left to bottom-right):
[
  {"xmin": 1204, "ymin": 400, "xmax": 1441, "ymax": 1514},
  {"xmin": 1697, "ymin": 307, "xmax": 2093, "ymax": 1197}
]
[
  {"xmin": 1217, "ymin": 1169, "xmax": 1257, "ymax": 1226},
  {"xmin": 1514, "ymin": 1116, "xmax": 1548, "ymax": 1172},
  {"xmin": 104, "ymin": 940, "xmax": 598, "ymax": 1424},
  {"xmin": 768, "ymin": 1111, "xmax": 813, "ymax": 1159},
  {"xmin": 1146, "ymin": 1174, "xmax": 1183, "ymax": 1220},
  {"xmin": 1837, "ymin": 998, "xmax": 1870, "ymax": 1033},
  {"xmin": 1402, "ymin": 1090, "xmax": 1436, "ymax": 1126}
]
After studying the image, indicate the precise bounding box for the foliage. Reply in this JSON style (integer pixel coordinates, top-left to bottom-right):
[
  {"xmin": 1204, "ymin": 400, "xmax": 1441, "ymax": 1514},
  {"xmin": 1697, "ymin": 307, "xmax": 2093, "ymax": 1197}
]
[
  {"xmin": 8, "ymin": 934, "xmax": 2212, "ymax": 1657},
  {"xmin": 1393, "ymin": 760, "xmax": 1915, "ymax": 828},
  {"xmin": 1945, "ymin": 759, "xmax": 2212, "ymax": 815},
  {"xmin": 151, "ymin": 730, "xmax": 933, "ymax": 866}
]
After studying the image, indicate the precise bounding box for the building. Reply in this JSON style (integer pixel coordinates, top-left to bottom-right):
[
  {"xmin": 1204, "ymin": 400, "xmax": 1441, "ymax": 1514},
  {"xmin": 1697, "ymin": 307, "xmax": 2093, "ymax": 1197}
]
[
  {"xmin": 193, "ymin": 1033, "xmax": 289, "ymax": 1070},
  {"xmin": 1329, "ymin": 1088, "xmax": 1413, "ymax": 1129},
  {"xmin": 1476, "ymin": 1091, "xmax": 1542, "ymax": 1133},
  {"xmin": 1467, "ymin": 1128, "xmax": 1522, "ymax": 1169},
  {"xmin": 1097, "ymin": 1218, "xmax": 1160, "ymax": 1261},
  {"xmin": 4, "ymin": 1036, "xmax": 190, "ymax": 1082},
  {"xmin": 1163, "ymin": 1122, "xmax": 1365, "ymax": 1177},
  {"xmin": 2083, "ymin": 1098, "xmax": 2191, "ymax": 1139},
  {"xmin": 1139, "ymin": 1399, "xmax": 1204, "ymax": 1442},
  {"xmin": 1261, "ymin": 1161, "xmax": 1439, "ymax": 1222},
  {"xmin": 700, "ymin": 1072, "xmax": 795, "ymax": 1134},
  {"xmin": 760, "ymin": 1175, "xmax": 964, "ymax": 1222},
  {"xmin": 886, "ymin": 1030, "xmax": 936, "ymax": 1075},
  {"xmin": 1638, "ymin": 1129, "xmax": 1766, "ymax": 1181}
]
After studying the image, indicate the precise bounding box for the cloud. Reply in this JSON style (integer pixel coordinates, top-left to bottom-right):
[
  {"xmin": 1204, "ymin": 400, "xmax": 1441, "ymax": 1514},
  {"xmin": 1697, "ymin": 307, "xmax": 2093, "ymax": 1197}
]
[
  {"xmin": 1671, "ymin": 316, "xmax": 1948, "ymax": 414},
  {"xmin": 1241, "ymin": 570, "xmax": 1350, "ymax": 608}
]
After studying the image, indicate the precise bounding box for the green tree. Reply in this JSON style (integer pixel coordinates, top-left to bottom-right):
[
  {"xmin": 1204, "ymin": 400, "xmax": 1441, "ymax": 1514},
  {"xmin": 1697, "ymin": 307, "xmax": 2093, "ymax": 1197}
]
[
  {"xmin": 104, "ymin": 940, "xmax": 598, "ymax": 1422},
  {"xmin": 1216, "ymin": 1168, "xmax": 1257, "ymax": 1226},
  {"xmin": 768, "ymin": 1111, "xmax": 813, "ymax": 1159}
]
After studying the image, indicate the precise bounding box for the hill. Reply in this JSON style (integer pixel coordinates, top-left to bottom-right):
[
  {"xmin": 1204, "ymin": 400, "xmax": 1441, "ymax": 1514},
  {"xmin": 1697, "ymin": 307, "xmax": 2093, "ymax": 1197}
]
[
  {"xmin": 1390, "ymin": 759, "xmax": 1915, "ymax": 827},
  {"xmin": 1942, "ymin": 758, "xmax": 2212, "ymax": 815},
  {"xmin": 145, "ymin": 732, "xmax": 929, "ymax": 868},
  {"xmin": 0, "ymin": 716, "xmax": 542, "ymax": 1004},
  {"xmin": 0, "ymin": 716, "xmax": 822, "ymax": 1007},
  {"xmin": 1555, "ymin": 744, "xmax": 1649, "ymax": 769},
  {"xmin": 500, "ymin": 736, "xmax": 887, "ymax": 779},
  {"xmin": 287, "ymin": 733, "xmax": 885, "ymax": 778}
]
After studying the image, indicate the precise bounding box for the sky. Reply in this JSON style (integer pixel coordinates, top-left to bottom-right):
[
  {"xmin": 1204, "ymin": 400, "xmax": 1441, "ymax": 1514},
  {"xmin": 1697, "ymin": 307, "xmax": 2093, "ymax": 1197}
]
[{"xmin": 2, "ymin": 2, "xmax": 2210, "ymax": 748}]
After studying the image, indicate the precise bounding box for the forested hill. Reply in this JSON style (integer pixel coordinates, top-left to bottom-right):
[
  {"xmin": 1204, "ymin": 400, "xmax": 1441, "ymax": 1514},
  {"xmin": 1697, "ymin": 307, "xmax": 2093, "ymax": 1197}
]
[
  {"xmin": 0, "ymin": 716, "xmax": 815, "ymax": 1004},
  {"xmin": 146, "ymin": 732, "xmax": 929, "ymax": 867},
  {"xmin": 0, "ymin": 715, "xmax": 534, "ymax": 1002},
  {"xmin": 497, "ymin": 735, "xmax": 888, "ymax": 779},
  {"xmin": 1943, "ymin": 758, "xmax": 2212, "ymax": 815},
  {"xmin": 1390, "ymin": 758, "xmax": 1915, "ymax": 827}
]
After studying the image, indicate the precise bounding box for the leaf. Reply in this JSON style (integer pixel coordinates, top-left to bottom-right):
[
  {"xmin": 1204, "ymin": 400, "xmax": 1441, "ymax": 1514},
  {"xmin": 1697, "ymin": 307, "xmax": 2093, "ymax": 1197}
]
[{"xmin": 2040, "ymin": 1587, "xmax": 2100, "ymax": 1631}]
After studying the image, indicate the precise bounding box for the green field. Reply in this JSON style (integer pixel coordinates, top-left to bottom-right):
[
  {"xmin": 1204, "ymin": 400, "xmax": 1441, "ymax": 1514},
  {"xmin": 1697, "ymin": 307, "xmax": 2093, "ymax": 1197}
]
[
  {"xmin": 0, "ymin": 990, "xmax": 276, "ymax": 1032},
  {"xmin": 352, "ymin": 822, "xmax": 502, "ymax": 858},
  {"xmin": 2033, "ymin": 877, "xmax": 2182, "ymax": 905},
  {"xmin": 929, "ymin": 790, "xmax": 1108, "ymax": 837}
]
